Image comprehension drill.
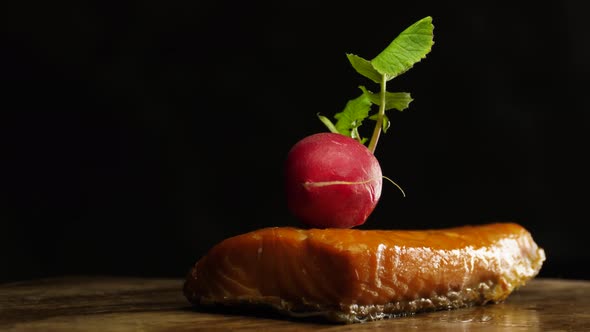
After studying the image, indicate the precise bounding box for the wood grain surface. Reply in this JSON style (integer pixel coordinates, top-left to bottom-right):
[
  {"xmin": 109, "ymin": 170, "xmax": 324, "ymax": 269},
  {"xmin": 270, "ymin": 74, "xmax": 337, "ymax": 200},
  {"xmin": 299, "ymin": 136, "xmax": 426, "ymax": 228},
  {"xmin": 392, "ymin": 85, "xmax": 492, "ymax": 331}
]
[{"xmin": 1, "ymin": 276, "xmax": 588, "ymax": 331}]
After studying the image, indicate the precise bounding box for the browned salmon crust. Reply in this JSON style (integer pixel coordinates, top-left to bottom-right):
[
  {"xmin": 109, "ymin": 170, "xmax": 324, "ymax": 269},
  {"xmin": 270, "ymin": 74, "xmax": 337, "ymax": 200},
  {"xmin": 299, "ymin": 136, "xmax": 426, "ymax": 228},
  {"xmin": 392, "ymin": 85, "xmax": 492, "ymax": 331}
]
[{"xmin": 184, "ymin": 223, "xmax": 545, "ymax": 323}]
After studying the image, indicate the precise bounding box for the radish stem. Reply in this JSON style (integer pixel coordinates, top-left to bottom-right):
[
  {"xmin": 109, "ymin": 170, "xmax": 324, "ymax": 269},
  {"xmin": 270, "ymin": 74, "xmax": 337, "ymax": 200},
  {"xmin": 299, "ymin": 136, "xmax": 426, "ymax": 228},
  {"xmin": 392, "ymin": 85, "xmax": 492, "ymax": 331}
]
[{"xmin": 368, "ymin": 74, "xmax": 387, "ymax": 153}]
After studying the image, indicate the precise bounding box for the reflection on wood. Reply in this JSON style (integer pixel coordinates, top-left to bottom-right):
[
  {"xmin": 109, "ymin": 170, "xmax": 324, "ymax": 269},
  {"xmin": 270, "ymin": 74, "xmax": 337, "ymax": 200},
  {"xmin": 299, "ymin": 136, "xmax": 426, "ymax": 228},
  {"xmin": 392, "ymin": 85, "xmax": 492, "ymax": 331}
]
[{"xmin": 0, "ymin": 277, "xmax": 588, "ymax": 331}]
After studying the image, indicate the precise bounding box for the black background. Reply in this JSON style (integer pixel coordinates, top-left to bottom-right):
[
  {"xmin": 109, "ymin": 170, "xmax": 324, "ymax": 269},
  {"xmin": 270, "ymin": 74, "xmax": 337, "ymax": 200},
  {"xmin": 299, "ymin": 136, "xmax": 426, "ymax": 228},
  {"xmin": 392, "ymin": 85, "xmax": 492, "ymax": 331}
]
[{"xmin": 2, "ymin": 1, "xmax": 589, "ymax": 282}]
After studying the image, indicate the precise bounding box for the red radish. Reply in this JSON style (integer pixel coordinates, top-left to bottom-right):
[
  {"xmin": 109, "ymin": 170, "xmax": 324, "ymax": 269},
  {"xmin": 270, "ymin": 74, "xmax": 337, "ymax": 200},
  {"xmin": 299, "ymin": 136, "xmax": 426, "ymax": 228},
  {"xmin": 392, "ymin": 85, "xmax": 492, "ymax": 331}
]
[
  {"xmin": 285, "ymin": 132, "xmax": 383, "ymax": 228},
  {"xmin": 283, "ymin": 17, "xmax": 432, "ymax": 228}
]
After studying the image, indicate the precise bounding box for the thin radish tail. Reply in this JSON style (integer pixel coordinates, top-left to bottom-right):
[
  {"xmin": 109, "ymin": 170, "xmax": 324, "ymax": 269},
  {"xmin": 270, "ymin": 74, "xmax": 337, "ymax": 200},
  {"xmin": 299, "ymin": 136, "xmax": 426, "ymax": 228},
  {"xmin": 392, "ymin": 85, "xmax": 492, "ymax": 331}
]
[{"xmin": 382, "ymin": 175, "xmax": 406, "ymax": 197}]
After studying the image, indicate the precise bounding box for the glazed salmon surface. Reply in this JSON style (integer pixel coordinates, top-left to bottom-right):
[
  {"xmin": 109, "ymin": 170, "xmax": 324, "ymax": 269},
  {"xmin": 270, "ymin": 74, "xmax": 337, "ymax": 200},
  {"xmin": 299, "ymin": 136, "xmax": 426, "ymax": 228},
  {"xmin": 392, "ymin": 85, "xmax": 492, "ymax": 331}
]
[{"xmin": 184, "ymin": 223, "xmax": 545, "ymax": 322}]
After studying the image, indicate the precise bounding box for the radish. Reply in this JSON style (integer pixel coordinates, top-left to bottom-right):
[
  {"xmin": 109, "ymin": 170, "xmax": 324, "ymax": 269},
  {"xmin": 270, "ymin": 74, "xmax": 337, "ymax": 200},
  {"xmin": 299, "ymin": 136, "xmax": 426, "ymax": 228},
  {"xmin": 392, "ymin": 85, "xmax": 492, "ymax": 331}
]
[
  {"xmin": 284, "ymin": 17, "xmax": 434, "ymax": 228},
  {"xmin": 285, "ymin": 132, "xmax": 383, "ymax": 229}
]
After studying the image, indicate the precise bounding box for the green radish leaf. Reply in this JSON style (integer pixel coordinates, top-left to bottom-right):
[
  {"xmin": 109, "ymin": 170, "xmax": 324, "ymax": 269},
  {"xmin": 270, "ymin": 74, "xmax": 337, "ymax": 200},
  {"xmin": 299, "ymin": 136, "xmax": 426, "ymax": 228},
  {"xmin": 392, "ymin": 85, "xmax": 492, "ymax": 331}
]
[
  {"xmin": 332, "ymin": 92, "xmax": 372, "ymax": 140},
  {"xmin": 317, "ymin": 16, "xmax": 434, "ymax": 152},
  {"xmin": 360, "ymin": 86, "xmax": 413, "ymax": 111},
  {"xmin": 382, "ymin": 114, "xmax": 391, "ymax": 133},
  {"xmin": 369, "ymin": 113, "xmax": 391, "ymax": 133},
  {"xmin": 346, "ymin": 54, "xmax": 381, "ymax": 84},
  {"xmin": 371, "ymin": 16, "xmax": 434, "ymax": 80}
]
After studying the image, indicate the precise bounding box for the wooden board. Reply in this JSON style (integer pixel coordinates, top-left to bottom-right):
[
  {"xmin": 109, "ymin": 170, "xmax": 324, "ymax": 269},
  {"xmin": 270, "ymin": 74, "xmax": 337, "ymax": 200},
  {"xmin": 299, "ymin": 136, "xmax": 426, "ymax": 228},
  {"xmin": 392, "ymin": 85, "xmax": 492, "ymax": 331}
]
[{"xmin": 1, "ymin": 276, "xmax": 588, "ymax": 331}]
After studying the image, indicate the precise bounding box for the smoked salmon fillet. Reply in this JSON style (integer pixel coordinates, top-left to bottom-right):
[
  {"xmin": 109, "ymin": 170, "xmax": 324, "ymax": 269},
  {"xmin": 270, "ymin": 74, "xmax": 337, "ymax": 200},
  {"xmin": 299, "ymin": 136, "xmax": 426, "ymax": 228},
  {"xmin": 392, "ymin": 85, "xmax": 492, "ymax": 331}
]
[{"xmin": 183, "ymin": 222, "xmax": 545, "ymax": 323}]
